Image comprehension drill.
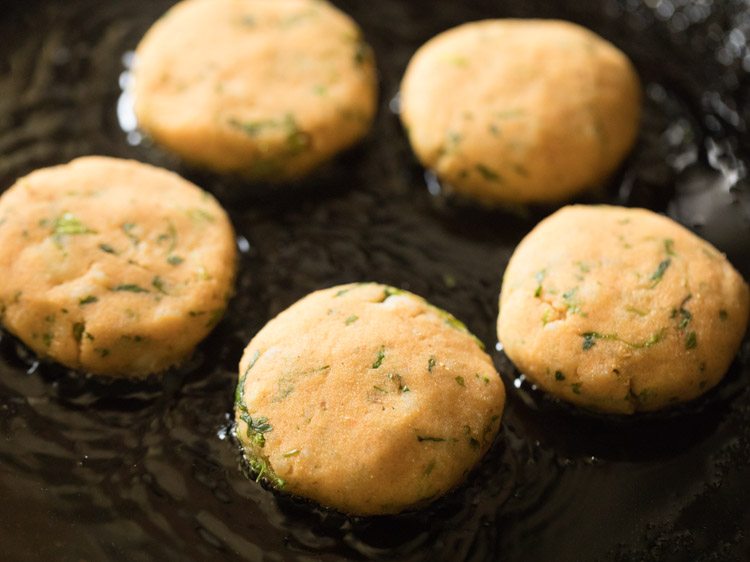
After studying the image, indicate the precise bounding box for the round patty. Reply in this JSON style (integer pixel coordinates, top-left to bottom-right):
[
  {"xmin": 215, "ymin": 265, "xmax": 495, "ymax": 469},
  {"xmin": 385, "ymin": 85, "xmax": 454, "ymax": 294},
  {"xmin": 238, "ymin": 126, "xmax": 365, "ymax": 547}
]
[
  {"xmin": 0, "ymin": 156, "xmax": 237, "ymax": 377},
  {"xmin": 133, "ymin": 0, "xmax": 378, "ymax": 182},
  {"xmin": 400, "ymin": 19, "xmax": 641, "ymax": 205},
  {"xmin": 497, "ymin": 205, "xmax": 749, "ymax": 414},
  {"xmin": 235, "ymin": 282, "xmax": 506, "ymax": 515}
]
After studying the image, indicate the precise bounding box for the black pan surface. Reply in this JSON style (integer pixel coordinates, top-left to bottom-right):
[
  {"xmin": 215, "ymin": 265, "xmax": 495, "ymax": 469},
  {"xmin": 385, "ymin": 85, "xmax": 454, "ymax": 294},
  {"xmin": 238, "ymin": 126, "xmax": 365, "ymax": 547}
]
[{"xmin": 1, "ymin": 1, "xmax": 749, "ymax": 561}]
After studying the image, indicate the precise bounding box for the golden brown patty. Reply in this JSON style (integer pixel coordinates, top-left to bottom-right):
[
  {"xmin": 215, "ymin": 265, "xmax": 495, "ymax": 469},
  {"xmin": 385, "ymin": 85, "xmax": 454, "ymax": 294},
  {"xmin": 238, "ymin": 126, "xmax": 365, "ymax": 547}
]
[
  {"xmin": 497, "ymin": 205, "xmax": 749, "ymax": 414},
  {"xmin": 400, "ymin": 19, "xmax": 641, "ymax": 205},
  {"xmin": 0, "ymin": 156, "xmax": 237, "ymax": 377},
  {"xmin": 133, "ymin": 0, "xmax": 378, "ymax": 181},
  {"xmin": 235, "ymin": 283, "xmax": 506, "ymax": 515}
]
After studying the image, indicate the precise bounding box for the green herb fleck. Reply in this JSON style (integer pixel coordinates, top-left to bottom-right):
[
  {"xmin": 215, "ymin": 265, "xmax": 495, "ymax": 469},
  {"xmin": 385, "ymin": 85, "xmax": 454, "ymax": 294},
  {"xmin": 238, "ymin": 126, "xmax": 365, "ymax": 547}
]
[
  {"xmin": 167, "ymin": 255, "xmax": 184, "ymax": 266},
  {"xmin": 534, "ymin": 270, "xmax": 546, "ymax": 298},
  {"xmin": 72, "ymin": 323, "xmax": 84, "ymax": 342},
  {"xmin": 95, "ymin": 348, "xmax": 110, "ymax": 358},
  {"xmin": 372, "ymin": 346, "xmax": 386, "ymax": 369},
  {"xmin": 625, "ymin": 305, "xmax": 649, "ymax": 317},
  {"xmin": 455, "ymin": 376, "xmax": 465, "ymax": 387},
  {"xmin": 428, "ymin": 356, "xmax": 437, "ymax": 373},
  {"xmin": 664, "ymin": 239, "xmax": 676, "ymax": 256},
  {"xmin": 649, "ymin": 258, "xmax": 672, "ymax": 288},
  {"xmin": 571, "ymin": 383, "xmax": 583, "ymax": 395},
  {"xmin": 122, "ymin": 223, "xmax": 139, "ymax": 245},
  {"xmin": 52, "ymin": 212, "xmax": 97, "ymax": 238},
  {"xmin": 187, "ymin": 208, "xmax": 215, "ymax": 223},
  {"xmin": 112, "ymin": 284, "xmax": 149, "ymax": 294},
  {"xmin": 151, "ymin": 276, "xmax": 168, "ymax": 295},
  {"xmin": 475, "ymin": 164, "xmax": 502, "ymax": 183},
  {"xmin": 554, "ymin": 371, "xmax": 566, "ymax": 381},
  {"xmin": 282, "ymin": 449, "xmax": 300, "ymax": 458},
  {"xmin": 581, "ymin": 329, "xmax": 667, "ymax": 351},
  {"xmin": 685, "ymin": 331, "xmax": 698, "ymax": 350},
  {"xmin": 353, "ymin": 40, "xmax": 370, "ymax": 66},
  {"xmin": 562, "ymin": 287, "xmax": 586, "ymax": 316},
  {"xmin": 674, "ymin": 295, "xmax": 693, "ymax": 330},
  {"xmin": 582, "ymin": 332, "xmax": 599, "ymax": 351},
  {"xmin": 99, "ymin": 243, "xmax": 117, "ymax": 255},
  {"xmin": 345, "ymin": 315, "xmax": 358, "ymax": 326},
  {"xmin": 417, "ymin": 436, "xmax": 446, "ymax": 443},
  {"xmin": 79, "ymin": 295, "xmax": 98, "ymax": 306}
]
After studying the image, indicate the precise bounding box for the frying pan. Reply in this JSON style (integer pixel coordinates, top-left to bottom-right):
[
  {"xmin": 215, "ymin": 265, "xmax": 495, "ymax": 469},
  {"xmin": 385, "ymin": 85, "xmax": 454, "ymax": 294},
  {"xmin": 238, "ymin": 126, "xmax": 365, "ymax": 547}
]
[{"xmin": 0, "ymin": 0, "xmax": 749, "ymax": 560}]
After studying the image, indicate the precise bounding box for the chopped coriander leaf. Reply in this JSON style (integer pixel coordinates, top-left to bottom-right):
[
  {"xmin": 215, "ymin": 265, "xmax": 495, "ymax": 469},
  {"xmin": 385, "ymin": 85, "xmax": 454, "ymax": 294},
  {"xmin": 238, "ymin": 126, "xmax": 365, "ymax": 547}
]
[
  {"xmin": 345, "ymin": 315, "xmax": 358, "ymax": 325},
  {"xmin": 156, "ymin": 222, "xmax": 178, "ymax": 251},
  {"xmin": 428, "ymin": 355, "xmax": 437, "ymax": 373},
  {"xmin": 187, "ymin": 208, "xmax": 215, "ymax": 223},
  {"xmin": 455, "ymin": 376, "xmax": 465, "ymax": 387},
  {"xmin": 625, "ymin": 305, "xmax": 649, "ymax": 317},
  {"xmin": 417, "ymin": 436, "xmax": 446, "ymax": 443},
  {"xmin": 677, "ymin": 306, "xmax": 692, "ymax": 330},
  {"xmin": 475, "ymin": 164, "xmax": 502, "ymax": 183},
  {"xmin": 581, "ymin": 329, "xmax": 667, "ymax": 351},
  {"xmin": 554, "ymin": 370, "xmax": 566, "ymax": 381},
  {"xmin": 381, "ymin": 286, "xmax": 405, "ymax": 301},
  {"xmin": 151, "ymin": 276, "xmax": 168, "ymax": 295},
  {"xmin": 167, "ymin": 255, "xmax": 184, "ymax": 266},
  {"xmin": 534, "ymin": 269, "xmax": 546, "ymax": 298},
  {"xmin": 582, "ymin": 332, "xmax": 599, "ymax": 350},
  {"xmin": 562, "ymin": 287, "xmax": 585, "ymax": 316},
  {"xmin": 664, "ymin": 239, "xmax": 676, "ymax": 256},
  {"xmin": 371, "ymin": 346, "xmax": 386, "ymax": 369},
  {"xmin": 99, "ymin": 243, "xmax": 117, "ymax": 254},
  {"xmin": 112, "ymin": 284, "xmax": 149, "ymax": 293},
  {"xmin": 685, "ymin": 331, "xmax": 698, "ymax": 350},
  {"xmin": 79, "ymin": 295, "xmax": 98, "ymax": 306},
  {"xmin": 648, "ymin": 258, "xmax": 672, "ymax": 288},
  {"xmin": 122, "ymin": 223, "xmax": 139, "ymax": 245},
  {"xmin": 244, "ymin": 350, "xmax": 261, "ymax": 375},
  {"xmin": 571, "ymin": 383, "xmax": 583, "ymax": 394},
  {"xmin": 353, "ymin": 40, "xmax": 370, "ymax": 66}
]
